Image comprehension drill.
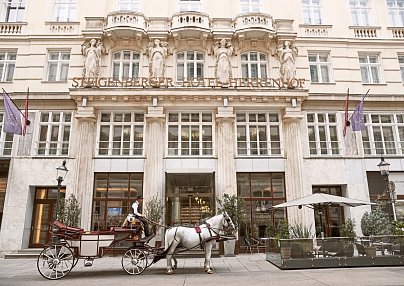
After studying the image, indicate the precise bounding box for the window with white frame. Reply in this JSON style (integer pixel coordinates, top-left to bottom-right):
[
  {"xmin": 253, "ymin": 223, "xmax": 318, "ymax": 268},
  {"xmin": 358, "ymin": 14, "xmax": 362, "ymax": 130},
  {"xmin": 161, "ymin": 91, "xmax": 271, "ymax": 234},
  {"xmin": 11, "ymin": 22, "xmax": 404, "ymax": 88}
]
[
  {"xmin": 359, "ymin": 54, "xmax": 382, "ymax": 84},
  {"xmin": 97, "ymin": 112, "xmax": 144, "ymax": 156},
  {"xmin": 307, "ymin": 113, "xmax": 340, "ymax": 156},
  {"xmin": 179, "ymin": 0, "xmax": 201, "ymax": 12},
  {"xmin": 112, "ymin": 51, "xmax": 140, "ymax": 79},
  {"xmin": 387, "ymin": 0, "xmax": 404, "ymax": 26},
  {"xmin": 308, "ymin": 52, "xmax": 331, "ymax": 83},
  {"xmin": 46, "ymin": 51, "xmax": 70, "ymax": 82},
  {"xmin": 399, "ymin": 56, "xmax": 404, "ymax": 82},
  {"xmin": 361, "ymin": 114, "xmax": 404, "ymax": 155},
  {"xmin": 0, "ymin": 51, "xmax": 16, "ymax": 82},
  {"xmin": 167, "ymin": 112, "xmax": 213, "ymax": 156},
  {"xmin": 176, "ymin": 51, "xmax": 204, "ymax": 81},
  {"xmin": 37, "ymin": 112, "xmax": 71, "ymax": 156},
  {"xmin": 236, "ymin": 113, "xmax": 281, "ymax": 156},
  {"xmin": 118, "ymin": 0, "xmax": 140, "ymax": 11},
  {"xmin": 0, "ymin": 113, "xmax": 14, "ymax": 156},
  {"xmin": 241, "ymin": 52, "xmax": 268, "ymax": 79},
  {"xmin": 350, "ymin": 0, "xmax": 371, "ymax": 26},
  {"xmin": 302, "ymin": 0, "xmax": 323, "ymax": 24},
  {"xmin": 54, "ymin": 0, "xmax": 76, "ymax": 21},
  {"xmin": 240, "ymin": 0, "xmax": 261, "ymax": 13},
  {"xmin": 2, "ymin": 0, "xmax": 25, "ymax": 22}
]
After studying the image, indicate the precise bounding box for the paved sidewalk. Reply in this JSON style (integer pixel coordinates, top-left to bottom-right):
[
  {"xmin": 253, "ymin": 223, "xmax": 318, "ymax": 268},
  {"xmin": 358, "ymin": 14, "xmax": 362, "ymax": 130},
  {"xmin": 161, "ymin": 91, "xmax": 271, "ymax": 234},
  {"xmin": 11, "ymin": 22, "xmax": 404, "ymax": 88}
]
[{"xmin": 1, "ymin": 254, "xmax": 404, "ymax": 286}]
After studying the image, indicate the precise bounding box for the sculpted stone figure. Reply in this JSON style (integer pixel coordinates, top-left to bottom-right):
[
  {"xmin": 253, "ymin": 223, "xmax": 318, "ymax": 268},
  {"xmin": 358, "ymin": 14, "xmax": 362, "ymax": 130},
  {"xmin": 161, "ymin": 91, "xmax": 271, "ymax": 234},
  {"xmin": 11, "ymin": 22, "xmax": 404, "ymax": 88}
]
[
  {"xmin": 213, "ymin": 39, "xmax": 233, "ymax": 86},
  {"xmin": 147, "ymin": 39, "xmax": 168, "ymax": 78},
  {"xmin": 277, "ymin": 40, "xmax": 298, "ymax": 81},
  {"xmin": 82, "ymin": 39, "xmax": 103, "ymax": 78}
]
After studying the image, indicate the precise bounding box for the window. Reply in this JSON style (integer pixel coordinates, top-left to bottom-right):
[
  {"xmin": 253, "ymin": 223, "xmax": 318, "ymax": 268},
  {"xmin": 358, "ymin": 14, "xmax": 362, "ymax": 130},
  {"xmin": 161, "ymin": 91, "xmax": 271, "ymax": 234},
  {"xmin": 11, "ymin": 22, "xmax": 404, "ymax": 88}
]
[
  {"xmin": 54, "ymin": 0, "xmax": 76, "ymax": 21},
  {"xmin": 302, "ymin": 0, "xmax": 323, "ymax": 24},
  {"xmin": 3, "ymin": 0, "xmax": 25, "ymax": 22},
  {"xmin": 308, "ymin": 53, "xmax": 331, "ymax": 83},
  {"xmin": 399, "ymin": 55, "xmax": 404, "ymax": 82},
  {"xmin": 236, "ymin": 113, "xmax": 281, "ymax": 156},
  {"xmin": 307, "ymin": 113, "xmax": 340, "ymax": 156},
  {"xmin": 176, "ymin": 51, "xmax": 204, "ymax": 81},
  {"xmin": 387, "ymin": 0, "xmax": 404, "ymax": 26},
  {"xmin": 240, "ymin": 52, "xmax": 268, "ymax": 79},
  {"xmin": 350, "ymin": 0, "xmax": 371, "ymax": 26},
  {"xmin": 179, "ymin": 0, "xmax": 201, "ymax": 12},
  {"xmin": 240, "ymin": 0, "xmax": 260, "ymax": 13},
  {"xmin": 0, "ymin": 51, "xmax": 16, "ymax": 82},
  {"xmin": 0, "ymin": 113, "xmax": 14, "ymax": 155},
  {"xmin": 97, "ymin": 112, "xmax": 144, "ymax": 156},
  {"xmin": 36, "ymin": 112, "xmax": 72, "ymax": 156},
  {"xmin": 362, "ymin": 114, "xmax": 404, "ymax": 155},
  {"xmin": 92, "ymin": 173, "xmax": 143, "ymax": 230},
  {"xmin": 359, "ymin": 54, "xmax": 382, "ymax": 84},
  {"xmin": 118, "ymin": 0, "xmax": 140, "ymax": 11},
  {"xmin": 167, "ymin": 112, "xmax": 213, "ymax": 156},
  {"xmin": 46, "ymin": 51, "xmax": 70, "ymax": 82},
  {"xmin": 112, "ymin": 51, "xmax": 140, "ymax": 79}
]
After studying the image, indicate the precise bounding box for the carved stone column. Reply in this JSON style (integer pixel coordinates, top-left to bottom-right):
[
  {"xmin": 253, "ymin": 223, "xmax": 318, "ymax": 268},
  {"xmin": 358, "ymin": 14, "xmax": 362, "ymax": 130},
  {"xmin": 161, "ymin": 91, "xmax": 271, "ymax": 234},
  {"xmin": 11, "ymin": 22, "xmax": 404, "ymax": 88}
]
[
  {"xmin": 73, "ymin": 107, "xmax": 97, "ymax": 229},
  {"xmin": 282, "ymin": 107, "xmax": 307, "ymax": 225},
  {"xmin": 143, "ymin": 107, "xmax": 165, "ymax": 204},
  {"xmin": 216, "ymin": 107, "xmax": 237, "ymax": 200}
]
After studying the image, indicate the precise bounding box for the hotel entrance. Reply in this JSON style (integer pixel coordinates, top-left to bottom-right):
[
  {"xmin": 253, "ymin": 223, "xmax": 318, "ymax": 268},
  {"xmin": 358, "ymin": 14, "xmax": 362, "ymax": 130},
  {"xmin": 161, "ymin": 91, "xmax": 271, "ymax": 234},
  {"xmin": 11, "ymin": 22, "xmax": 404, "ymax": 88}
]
[{"xmin": 166, "ymin": 173, "xmax": 215, "ymax": 226}]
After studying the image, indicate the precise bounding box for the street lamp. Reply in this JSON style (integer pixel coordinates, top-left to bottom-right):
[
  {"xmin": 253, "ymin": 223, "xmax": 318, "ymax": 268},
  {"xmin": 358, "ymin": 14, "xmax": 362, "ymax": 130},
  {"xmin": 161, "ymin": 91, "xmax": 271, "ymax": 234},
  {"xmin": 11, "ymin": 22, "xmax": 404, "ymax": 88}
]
[
  {"xmin": 55, "ymin": 160, "xmax": 68, "ymax": 222},
  {"xmin": 377, "ymin": 157, "xmax": 397, "ymax": 221}
]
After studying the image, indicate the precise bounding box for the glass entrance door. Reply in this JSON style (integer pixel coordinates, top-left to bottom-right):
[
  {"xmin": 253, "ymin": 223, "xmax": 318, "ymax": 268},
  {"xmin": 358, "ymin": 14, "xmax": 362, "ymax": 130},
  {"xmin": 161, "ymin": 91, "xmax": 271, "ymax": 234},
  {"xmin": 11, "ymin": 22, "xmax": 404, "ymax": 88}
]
[
  {"xmin": 29, "ymin": 187, "xmax": 65, "ymax": 248},
  {"xmin": 166, "ymin": 173, "xmax": 214, "ymax": 226}
]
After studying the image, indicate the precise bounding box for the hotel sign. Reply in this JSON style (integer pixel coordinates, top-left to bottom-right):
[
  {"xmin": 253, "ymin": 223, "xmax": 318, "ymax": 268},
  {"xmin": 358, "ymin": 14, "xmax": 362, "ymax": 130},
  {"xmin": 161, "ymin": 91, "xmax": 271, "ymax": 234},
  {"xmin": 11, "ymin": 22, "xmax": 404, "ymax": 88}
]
[{"xmin": 72, "ymin": 77, "xmax": 305, "ymax": 89}]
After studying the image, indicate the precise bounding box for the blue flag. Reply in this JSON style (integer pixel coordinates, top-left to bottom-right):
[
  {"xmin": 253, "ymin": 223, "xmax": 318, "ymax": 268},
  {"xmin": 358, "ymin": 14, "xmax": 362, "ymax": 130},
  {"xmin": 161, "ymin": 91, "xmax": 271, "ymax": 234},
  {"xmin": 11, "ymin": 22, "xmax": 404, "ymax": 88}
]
[
  {"xmin": 3, "ymin": 90, "xmax": 23, "ymax": 135},
  {"xmin": 350, "ymin": 99, "xmax": 365, "ymax": 131}
]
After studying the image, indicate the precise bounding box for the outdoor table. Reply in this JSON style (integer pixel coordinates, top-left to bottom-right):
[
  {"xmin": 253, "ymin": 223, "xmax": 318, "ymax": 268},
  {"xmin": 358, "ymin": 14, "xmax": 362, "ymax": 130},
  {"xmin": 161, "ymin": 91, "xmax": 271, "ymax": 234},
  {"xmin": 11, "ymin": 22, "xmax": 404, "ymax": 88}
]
[{"xmin": 372, "ymin": 242, "xmax": 393, "ymax": 255}]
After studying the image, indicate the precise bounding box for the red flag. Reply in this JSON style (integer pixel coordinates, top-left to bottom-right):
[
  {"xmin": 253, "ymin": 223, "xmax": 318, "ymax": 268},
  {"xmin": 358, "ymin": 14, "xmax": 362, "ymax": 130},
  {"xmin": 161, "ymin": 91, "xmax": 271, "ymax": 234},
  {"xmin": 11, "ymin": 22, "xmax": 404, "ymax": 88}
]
[{"xmin": 343, "ymin": 89, "xmax": 350, "ymax": 137}]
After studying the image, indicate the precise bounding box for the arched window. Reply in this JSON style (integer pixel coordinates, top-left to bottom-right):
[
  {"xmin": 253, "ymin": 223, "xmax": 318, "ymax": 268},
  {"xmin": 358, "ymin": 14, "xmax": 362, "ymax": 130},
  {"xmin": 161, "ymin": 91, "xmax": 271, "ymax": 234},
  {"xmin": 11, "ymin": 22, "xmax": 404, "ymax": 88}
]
[
  {"xmin": 112, "ymin": 51, "xmax": 140, "ymax": 79},
  {"xmin": 176, "ymin": 51, "xmax": 204, "ymax": 81},
  {"xmin": 240, "ymin": 52, "xmax": 267, "ymax": 79}
]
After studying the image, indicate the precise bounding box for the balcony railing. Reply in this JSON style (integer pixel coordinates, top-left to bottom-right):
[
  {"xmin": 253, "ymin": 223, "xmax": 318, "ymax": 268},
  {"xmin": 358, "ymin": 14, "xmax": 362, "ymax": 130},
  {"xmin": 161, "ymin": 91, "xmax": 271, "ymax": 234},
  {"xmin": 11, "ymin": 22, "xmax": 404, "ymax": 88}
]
[
  {"xmin": 233, "ymin": 13, "xmax": 274, "ymax": 32},
  {"xmin": 171, "ymin": 12, "xmax": 210, "ymax": 32},
  {"xmin": 45, "ymin": 22, "xmax": 80, "ymax": 34},
  {"xmin": 389, "ymin": 27, "xmax": 404, "ymax": 38},
  {"xmin": 351, "ymin": 26, "xmax": 379, "ymax": 38},
  {"xmin": 106, "ymin": 11, "xmax": 147, "ymax": 32},
  {"xmin": 299, "ymin": 25, "xmax": 332, "ymax": 37},
  {"xmin": 0, "ymin": 22, "xmax": 27, "ymax": 34}
]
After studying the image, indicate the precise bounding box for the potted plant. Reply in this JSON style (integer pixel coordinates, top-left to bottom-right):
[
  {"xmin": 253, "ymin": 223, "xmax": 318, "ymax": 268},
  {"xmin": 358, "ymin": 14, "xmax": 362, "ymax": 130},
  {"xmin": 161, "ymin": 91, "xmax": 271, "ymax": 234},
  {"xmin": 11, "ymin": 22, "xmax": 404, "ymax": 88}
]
[
  {"xmin": 217, "ymin": 194, "xmax": 246, "ymax": 256},
  {"xmin": 144, "ymin": 195, "xmax": 164, "ymax": 247},
  {"xmin": 57, "ymin": 194, "xmax": 81, "ymax": 227},
  {"xmin": 341, "ymin": 218, "xmax": 356, "ymax": 241},
  {"xmin": 266, "ymin": 219, "xmax": 291, "ymax": 259}
]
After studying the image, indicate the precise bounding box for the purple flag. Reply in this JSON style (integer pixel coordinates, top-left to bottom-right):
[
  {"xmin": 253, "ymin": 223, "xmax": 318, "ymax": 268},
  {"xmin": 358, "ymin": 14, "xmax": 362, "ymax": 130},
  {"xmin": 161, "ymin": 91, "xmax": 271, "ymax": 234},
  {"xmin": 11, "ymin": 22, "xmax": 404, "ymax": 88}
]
[
  {"xmin": 350, "ymin": 99, "xmax": 366, "ymax": 131},
  {"xmin": 3, "ymin": 90, "xmax": 23, "ymax": 135}
]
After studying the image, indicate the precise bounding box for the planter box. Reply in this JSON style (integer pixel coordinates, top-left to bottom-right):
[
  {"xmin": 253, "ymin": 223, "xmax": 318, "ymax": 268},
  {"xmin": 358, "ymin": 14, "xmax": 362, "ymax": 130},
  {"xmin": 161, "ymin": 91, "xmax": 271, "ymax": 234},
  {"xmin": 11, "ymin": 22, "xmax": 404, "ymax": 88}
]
[{"xmin": 364, "ymin": 246, "xmax": 376, "ymax": 257}]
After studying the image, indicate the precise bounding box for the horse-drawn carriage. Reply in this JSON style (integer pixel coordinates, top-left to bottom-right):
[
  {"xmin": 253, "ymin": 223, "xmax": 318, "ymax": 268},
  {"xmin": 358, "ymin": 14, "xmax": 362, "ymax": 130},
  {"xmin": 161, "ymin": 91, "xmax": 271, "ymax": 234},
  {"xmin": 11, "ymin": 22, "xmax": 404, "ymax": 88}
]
[{"xmin": 37, "ymin": 213, "xmax": 235, "ymax": 279}]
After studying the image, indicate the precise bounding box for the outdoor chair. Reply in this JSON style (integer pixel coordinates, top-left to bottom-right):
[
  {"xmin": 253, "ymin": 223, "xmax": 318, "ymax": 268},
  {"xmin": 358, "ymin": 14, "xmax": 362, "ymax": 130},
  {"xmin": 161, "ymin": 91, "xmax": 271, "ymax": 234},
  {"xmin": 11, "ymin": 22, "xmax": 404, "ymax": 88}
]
[
  {"xmin": 328, "ymin": 243, "xmax": 354, "ymax": 257},
  {"xmin": 355, "ymin": 242, "xmax": 366, "ymax": 256},
  {"xmin": 243, "ymin": 237, "xmax": 260, "ymax": 253}
]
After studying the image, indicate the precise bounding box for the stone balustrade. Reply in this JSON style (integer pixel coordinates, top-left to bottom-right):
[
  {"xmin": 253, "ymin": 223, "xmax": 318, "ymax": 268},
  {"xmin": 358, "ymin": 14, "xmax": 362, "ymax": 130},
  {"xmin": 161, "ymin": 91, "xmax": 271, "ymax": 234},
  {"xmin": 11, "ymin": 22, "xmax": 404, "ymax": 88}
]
[
  {"xmin": 0, "ymin": 22, "xmax": 26, "ymax": 34},
  {"xmin": 233, "ymin": 13, "xmax": 274, "ymax": 32},
  {"xmin": 390, "ymin": 27, "xmax": 404, "ymax": 38},
  {"xmin": 352, "ymin": 27, "xmax": 378, "ymax": 38},
  {"xmin": 300, "ymin": 25, "xmax": 331, "ymax": 37},
  {"xmin": 45, "ymin": 22, "xmax": 80, "ymax": 34},
  {"xmin": 106, "ymin": 11, "xmax": 147, "ymax": 31},
  {"xmin": 171, "ymin": 12, "xmax": 210, "ymax": 31}
]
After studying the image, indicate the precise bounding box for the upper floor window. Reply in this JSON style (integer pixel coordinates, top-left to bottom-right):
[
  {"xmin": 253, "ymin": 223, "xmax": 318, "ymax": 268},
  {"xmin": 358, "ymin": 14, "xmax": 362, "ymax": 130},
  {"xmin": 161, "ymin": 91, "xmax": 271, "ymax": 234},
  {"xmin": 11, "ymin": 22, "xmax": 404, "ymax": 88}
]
[
  {"xmin": 399, "ymin": 55, "xmax": 404, "ymax": 82},
  {"xmin": 36, "ymin": 112, "xmax": 72, "ymax": 156},
  {"xmin": 308, "ymin": 52, "xmax": 331, "ymax": 83},
  {"xmin": 176, "ymin": 51, "xmax": 204, "ymax": 81},
  {"xmin": 54, "ymin": 0, "xmax": 76, "ymax": 21},
  {"xmin": 0, "ymin": 113, "xmax": 14, "ymax": 156},
  {"xmin": 307, "ymin": 113, "xmax": 340, "ymax": 156},
  {"xmin": 241, "ymin": 52, "xmax": 267, "ymax": 79},
  {"xmin": 97, "ymin": 112, "xmax": 144, "ymax": 156},
  {"xmin": 350, "ymin": 0, "xmax": 371, "ymax": 26},
  {"xmin": 46, "ymin": 51, "xmax": 70, "ymax": 82},
  {"xmin": 362, "ymin": 114, "xmax": 404, "ymax": 156},
  {"xmin": 179, "ymin": 0, "xmax": 201, "ymax": 12},
  {"xmin": 112, "ymin": 51, "xmax": 140, "ymax": 79},
  {"xmin": 2, "ymin": 0, "xmax": 24, "ymax": 22},
  {"xmin": 387, "ymin": 0, "xmax": 404, "ymax": 26},
  {"xmin": 240, "ymin": 0, "xmax": 261, "ymax": 13},
  {"xmin": 118, "ymin": 0, "xmax": 140, "ymax": 11},
  {"xmin": 359, "ymin": 54, "xmax": 382, "ymax": 84},
  {"xmin": 302, "ymin": 0, "xmax": 323, "ymax": 24},
  {"xmin": 0, "ymin": 51, "xmax": 16, "ymax": 82},
  {"xmin": 167, "ymin": 112, "xmax": 213, "ymax": 156},
  {"xmin": 236, "ymin": 113, "xmax": 281, "ymax": 156}
]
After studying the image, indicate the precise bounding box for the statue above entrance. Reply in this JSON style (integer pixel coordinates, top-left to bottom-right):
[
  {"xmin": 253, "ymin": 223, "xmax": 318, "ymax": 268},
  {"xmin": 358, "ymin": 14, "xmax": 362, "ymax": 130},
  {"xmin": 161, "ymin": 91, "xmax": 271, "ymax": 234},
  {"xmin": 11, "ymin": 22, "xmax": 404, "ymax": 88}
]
[
  {"xmin": 147, "ymin": 39, "xmax": 168, "ymax": 78},
  {"xmin": 82, "ymin": 39, "xmax": 104, "ymax": 78},
  {"xmin": 276, "ymin": 40, "xmax": 298, "ymax": 81},
  {"xmin": 213, "ymin": 39, "xmax": 234, "ymax": 86}
]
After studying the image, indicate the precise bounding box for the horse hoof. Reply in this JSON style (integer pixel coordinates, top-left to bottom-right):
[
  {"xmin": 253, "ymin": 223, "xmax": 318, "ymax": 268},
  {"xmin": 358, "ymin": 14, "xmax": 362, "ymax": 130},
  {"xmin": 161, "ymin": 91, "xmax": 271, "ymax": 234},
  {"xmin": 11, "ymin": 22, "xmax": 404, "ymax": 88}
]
[
  {"xmin": 207, "ymin": 270, "xmax": 213, "ymax": 274},
  {"xmin": 167, "ymin": 270, "xmax": 174, "ymax": 275}
]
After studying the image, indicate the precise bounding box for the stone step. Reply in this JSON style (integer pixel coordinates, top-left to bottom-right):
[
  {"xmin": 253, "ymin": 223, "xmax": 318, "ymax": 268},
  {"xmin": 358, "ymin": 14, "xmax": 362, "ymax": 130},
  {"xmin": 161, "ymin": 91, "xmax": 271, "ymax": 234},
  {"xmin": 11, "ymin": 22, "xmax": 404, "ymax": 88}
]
[{"xmin": 3, "ymin": 248, "xmax": 42, "ymax": 259}]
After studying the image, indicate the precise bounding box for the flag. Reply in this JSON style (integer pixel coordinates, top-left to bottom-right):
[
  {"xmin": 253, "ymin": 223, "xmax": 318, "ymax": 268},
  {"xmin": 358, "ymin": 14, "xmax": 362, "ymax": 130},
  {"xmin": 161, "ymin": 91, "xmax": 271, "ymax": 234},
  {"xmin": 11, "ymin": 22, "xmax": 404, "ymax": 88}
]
[
  {"xmin": 350, "ymin": 98, "xmax": 366, "ymax": 131},
  {"xmin": 343, "ymin": 89, "xmax": 350, "ymax": 137},
  {"xmin": 3, "ymin": 90, "xmax": 23, "ymax": 135},
  {"xmin": 23, "ymin": 88, "xmax": 29, "ymax": 135}
]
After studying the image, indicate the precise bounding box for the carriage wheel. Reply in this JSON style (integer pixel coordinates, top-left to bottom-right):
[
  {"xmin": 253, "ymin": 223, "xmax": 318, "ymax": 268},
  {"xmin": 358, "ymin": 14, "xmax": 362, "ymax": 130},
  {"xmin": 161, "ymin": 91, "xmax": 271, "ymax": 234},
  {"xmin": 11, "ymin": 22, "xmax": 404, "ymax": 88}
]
[
  {"xmin": 122, "ymin": 248, "xmax": 148, "ymax": 275},
  {"xmin": 37, "ymin": 244, "xmax": 74, "ymax": 280}
]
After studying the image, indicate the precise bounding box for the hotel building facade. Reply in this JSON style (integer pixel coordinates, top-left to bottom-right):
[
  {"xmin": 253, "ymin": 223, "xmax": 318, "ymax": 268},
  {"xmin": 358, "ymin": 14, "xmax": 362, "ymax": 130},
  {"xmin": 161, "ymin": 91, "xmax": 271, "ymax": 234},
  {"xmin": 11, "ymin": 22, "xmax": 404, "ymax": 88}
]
[{"xmin": 1, "ymin": 0, "xmax": 404, "ymax": 253}]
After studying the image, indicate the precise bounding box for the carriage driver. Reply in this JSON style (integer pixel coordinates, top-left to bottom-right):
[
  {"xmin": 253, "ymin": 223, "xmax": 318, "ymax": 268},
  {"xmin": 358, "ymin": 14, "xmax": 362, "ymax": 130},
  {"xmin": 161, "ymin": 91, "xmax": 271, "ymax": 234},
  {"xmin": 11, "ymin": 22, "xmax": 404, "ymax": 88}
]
[{"xmin": 121, "ymin": 196, "xmax": 151, "ymax": 237}]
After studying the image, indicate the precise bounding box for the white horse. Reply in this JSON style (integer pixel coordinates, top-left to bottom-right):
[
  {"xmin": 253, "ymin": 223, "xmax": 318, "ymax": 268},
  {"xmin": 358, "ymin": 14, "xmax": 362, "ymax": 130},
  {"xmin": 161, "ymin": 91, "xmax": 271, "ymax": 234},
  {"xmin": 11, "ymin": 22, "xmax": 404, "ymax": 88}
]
[{"xmin": 164, "ymin": 213, "xmax": 235, "ymax": 275}]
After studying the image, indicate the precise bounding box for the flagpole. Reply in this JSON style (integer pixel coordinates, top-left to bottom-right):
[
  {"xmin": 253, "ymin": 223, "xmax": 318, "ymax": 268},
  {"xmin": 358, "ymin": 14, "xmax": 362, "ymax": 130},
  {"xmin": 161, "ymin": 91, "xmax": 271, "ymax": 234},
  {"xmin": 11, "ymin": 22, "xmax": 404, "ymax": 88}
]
[
  {"xmin": 2, "ymin": 88, "xmax": 28, "ymax": 119},
  {"xmin": 348, "ymin": 89, "xmax": 370, "ymax": 121}
]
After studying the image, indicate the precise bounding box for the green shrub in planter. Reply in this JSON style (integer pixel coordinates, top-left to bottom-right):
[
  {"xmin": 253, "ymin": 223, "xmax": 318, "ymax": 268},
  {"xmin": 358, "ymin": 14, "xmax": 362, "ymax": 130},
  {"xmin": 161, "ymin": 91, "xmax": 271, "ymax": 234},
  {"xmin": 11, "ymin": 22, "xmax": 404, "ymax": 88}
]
[{"xmin": 57, "ymin": 194, "xmax": 81, "ymax": 227}]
